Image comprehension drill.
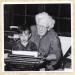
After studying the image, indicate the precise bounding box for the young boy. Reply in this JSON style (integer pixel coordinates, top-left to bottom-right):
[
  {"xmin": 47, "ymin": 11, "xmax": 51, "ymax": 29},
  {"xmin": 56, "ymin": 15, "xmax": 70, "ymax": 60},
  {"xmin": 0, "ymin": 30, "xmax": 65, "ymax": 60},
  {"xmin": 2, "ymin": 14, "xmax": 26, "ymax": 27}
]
[
  {"xmin": 5, "ymin": 25, "xmax": 39, "ymax": 71},
  {"xmin": 12, "ymin": 25, "xmax": 37, "ymax": 52}
]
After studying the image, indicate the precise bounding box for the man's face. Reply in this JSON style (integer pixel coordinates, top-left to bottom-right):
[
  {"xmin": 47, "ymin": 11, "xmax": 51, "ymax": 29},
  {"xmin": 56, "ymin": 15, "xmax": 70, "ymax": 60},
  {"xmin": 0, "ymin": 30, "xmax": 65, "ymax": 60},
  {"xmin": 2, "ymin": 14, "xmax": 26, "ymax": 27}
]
[
  {"xmin": 19, "ymin": 30, "xmax": 30, "ymax": 43},
  {"xmin": 36, "ymin": 19, "xmax": 48, "ymax": 36}
]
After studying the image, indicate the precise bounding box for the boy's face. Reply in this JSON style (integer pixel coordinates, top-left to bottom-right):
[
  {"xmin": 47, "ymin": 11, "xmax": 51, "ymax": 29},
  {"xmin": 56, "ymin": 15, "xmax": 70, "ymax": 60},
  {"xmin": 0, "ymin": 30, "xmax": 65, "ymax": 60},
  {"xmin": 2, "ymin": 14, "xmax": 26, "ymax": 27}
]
[{"xmin": 19, "ymin": 30, "xmax": 30, "ymax": 43}]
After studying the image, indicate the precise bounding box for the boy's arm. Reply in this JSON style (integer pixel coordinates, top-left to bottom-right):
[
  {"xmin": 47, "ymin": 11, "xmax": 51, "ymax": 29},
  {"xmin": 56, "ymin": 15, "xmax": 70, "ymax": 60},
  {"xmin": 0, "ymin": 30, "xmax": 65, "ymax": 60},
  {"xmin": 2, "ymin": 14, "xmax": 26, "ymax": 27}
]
[{"xmin": 30, "ymin": 42, "xmax": 37, "ymax": 51}]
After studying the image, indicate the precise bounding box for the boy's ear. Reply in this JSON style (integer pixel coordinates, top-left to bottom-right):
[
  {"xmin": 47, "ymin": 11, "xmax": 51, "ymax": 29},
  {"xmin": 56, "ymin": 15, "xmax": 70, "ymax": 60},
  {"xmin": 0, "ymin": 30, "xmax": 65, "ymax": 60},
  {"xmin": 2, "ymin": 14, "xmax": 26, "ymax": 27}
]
[{"xmin": 29, "ymin": 33, "xmax": 31, "ymax": 37}]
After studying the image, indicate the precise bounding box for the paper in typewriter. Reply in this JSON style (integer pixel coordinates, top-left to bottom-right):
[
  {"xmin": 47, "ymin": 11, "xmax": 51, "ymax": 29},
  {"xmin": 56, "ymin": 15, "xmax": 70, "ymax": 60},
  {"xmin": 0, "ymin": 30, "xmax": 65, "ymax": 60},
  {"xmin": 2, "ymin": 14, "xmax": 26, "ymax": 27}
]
[{"xmin": 12, "ymin": 51, "xmax": 38, "ymax": 57}]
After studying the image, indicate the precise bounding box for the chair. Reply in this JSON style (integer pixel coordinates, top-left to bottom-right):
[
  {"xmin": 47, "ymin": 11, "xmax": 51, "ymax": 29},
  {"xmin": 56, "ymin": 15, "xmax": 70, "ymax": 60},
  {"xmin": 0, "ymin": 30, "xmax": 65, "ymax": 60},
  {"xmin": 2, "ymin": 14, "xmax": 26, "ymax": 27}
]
[{"xmin": 58, "ymin": 36, "xmax": 71, "ymax": 70}]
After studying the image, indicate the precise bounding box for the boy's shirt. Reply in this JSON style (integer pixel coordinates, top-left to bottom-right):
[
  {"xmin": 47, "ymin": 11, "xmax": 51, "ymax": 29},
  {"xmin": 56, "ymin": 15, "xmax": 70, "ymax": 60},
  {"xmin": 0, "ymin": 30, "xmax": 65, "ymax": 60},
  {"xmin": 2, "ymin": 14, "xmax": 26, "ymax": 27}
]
[{"xmin": 12, "ymin": 39, "xmax": 37, "ymax": 51}]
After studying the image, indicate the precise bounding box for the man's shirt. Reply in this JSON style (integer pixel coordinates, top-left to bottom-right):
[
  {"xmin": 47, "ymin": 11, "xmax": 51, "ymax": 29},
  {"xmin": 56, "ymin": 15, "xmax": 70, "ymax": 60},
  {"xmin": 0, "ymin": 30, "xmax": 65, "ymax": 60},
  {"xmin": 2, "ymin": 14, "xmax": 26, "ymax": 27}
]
[{"xmin": 30, "ymin": 26, "xmax": 63, "ymax": 68}]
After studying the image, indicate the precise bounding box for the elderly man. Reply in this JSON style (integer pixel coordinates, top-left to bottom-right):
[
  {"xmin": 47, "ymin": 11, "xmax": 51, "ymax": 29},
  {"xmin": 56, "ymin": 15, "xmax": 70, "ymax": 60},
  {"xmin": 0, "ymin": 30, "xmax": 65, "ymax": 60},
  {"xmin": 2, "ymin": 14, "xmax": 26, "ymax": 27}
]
[{"xmin": 30, "ymin": 12, "xmax": 63, "ymax": 70}]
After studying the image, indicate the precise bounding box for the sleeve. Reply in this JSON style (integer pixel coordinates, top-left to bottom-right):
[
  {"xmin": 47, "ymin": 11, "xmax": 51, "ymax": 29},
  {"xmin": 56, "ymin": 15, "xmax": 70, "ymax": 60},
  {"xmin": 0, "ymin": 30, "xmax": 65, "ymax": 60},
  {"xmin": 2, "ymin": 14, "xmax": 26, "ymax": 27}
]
[
  {"xmin": 30, "ymin": 42, "xmax": 37, "ymax": 51},
  {"xmin": 49, "ymin": 36, "xmax": 62, "ymax": 65},
  {"xmin": 12, "ymin": 42, "xmax": 19, "ymax": 51},
  {"xmin": 12, "ymin": 45, "xmax": 18, "ymax": 51},
  {"xmin": 30, "ymin": 25, "xmax": 36, "ymax": 42}
]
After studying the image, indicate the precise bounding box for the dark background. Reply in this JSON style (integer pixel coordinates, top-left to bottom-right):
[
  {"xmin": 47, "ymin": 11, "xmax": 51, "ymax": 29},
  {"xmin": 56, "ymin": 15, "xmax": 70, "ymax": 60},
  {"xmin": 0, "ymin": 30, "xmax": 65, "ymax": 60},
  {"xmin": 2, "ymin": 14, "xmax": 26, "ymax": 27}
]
[
  {"xmin": 4, "ymin": 4, "xmax": 71, "ymax": 34},
  {"xmin": 4, "ymin": 4, "xmax": 71, "ymax": 49}
]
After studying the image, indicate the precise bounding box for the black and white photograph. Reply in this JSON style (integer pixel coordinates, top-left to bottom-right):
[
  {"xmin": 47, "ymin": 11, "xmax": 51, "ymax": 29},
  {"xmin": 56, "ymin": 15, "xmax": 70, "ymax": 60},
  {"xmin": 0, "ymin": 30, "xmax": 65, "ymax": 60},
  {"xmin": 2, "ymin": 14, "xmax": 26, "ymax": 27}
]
[{"xmin": 4, "ymin": 3, "xmax": 72, "ymax": 71}]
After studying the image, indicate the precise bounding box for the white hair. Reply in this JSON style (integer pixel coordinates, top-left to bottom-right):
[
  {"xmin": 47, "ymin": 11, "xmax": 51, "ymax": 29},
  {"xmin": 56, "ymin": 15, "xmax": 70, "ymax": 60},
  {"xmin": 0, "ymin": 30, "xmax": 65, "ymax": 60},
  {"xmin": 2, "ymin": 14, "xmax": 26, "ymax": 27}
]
[{"xmin": 35, "ymin": 12, "xmax": 55, "ymax": 30}]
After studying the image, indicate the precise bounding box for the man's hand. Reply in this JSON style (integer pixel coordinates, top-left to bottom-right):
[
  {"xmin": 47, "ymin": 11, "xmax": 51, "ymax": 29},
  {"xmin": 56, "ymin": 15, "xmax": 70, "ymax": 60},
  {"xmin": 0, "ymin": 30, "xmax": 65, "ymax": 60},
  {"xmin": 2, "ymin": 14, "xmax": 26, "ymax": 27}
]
[{"xmin": 46, "ymin": 54, "xmax": 57, "ymax": 61}]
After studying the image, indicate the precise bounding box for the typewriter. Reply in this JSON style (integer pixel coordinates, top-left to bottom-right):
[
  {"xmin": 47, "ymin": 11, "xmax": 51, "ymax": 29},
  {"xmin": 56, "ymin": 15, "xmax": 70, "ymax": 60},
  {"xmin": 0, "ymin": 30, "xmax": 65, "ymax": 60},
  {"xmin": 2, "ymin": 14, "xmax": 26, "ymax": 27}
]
[{"xmin": 4, "ymin": 50, "xmax": 45, "ymax": 71}]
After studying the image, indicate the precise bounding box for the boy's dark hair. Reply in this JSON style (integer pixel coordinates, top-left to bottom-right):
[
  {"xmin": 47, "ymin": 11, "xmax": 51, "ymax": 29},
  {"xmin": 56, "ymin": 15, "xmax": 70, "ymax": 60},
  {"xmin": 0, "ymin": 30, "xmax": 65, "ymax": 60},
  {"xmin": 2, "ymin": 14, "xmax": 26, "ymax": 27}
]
[{"xmin": 18, "ymin": 25, "xmax": 31, "ymax": 34}]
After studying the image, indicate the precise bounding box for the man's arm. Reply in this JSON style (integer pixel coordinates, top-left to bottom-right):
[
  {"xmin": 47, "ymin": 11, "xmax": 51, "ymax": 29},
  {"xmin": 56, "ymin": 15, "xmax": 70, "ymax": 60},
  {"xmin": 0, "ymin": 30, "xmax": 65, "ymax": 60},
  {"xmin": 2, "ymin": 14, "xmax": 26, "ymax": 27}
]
[{"xmin": 46, "ymin": 36, "xmax": 62, "ymax": 65}]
